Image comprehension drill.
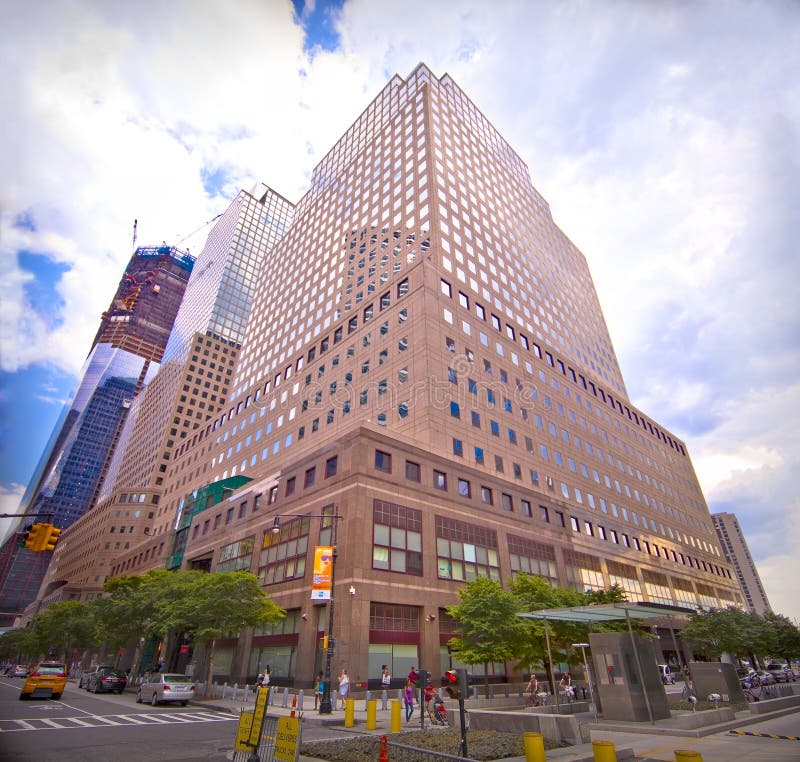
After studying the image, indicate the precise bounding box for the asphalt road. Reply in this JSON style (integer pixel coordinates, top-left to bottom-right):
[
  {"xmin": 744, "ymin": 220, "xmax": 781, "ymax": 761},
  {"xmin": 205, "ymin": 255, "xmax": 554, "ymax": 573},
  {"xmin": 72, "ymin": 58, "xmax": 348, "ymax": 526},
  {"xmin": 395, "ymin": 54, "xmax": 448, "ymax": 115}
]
[{"xmin": 0, "ymin": 676, "xmax": 239, "ymax": 762}]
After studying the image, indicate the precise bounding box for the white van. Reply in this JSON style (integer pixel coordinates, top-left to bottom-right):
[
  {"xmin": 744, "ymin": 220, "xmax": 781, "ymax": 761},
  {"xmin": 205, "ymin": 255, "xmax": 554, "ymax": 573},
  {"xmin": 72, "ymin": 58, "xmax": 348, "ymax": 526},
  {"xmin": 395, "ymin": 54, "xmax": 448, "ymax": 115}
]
[{"xmin": 657, "ymin": 664, "xmax": 674, "ymax": 684}]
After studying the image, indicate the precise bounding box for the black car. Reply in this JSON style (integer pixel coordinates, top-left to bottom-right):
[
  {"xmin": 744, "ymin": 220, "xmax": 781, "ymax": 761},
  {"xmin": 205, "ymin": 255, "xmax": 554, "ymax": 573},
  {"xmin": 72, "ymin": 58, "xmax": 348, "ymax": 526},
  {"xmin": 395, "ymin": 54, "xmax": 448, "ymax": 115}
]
[
  {"xmin": 85, "ymin": 667, "xmax": 128, "ymax": 694},
  {"xmin": 79, "ymin": 665, "xmax": 116, "ymax": 690}
]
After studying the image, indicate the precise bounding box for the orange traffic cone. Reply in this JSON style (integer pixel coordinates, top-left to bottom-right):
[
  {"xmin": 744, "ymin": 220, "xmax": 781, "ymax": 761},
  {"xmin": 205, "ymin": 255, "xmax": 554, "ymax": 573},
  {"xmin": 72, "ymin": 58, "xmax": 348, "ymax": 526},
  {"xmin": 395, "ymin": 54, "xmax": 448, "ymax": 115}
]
[
  {"xmin": 378, "ymin": 735, "xmax": 389, "ymax": 762},
  {"xmin": 291, "ymin": 694, "xmax": 297, "ymax": 718}
]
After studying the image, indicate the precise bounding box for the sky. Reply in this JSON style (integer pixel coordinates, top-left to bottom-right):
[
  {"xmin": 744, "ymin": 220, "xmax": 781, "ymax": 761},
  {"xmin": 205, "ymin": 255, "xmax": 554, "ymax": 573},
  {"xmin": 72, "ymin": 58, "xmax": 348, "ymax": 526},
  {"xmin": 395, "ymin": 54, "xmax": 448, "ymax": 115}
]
[{"xmin": 1, "ymin": 0, "xmax": 798, "ymax": 621}]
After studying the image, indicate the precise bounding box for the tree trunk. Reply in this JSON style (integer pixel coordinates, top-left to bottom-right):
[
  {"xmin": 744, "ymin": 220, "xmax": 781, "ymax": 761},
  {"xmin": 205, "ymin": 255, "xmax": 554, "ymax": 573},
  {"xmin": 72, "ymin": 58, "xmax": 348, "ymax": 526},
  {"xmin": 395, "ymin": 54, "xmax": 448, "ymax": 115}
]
[
  {"xmin": 204, "ymin": 638, "xmax": 216, "ymax": 698},
  {"xmin": 483, "ymin": 661, "xmax": 490, "ymax": 697}
]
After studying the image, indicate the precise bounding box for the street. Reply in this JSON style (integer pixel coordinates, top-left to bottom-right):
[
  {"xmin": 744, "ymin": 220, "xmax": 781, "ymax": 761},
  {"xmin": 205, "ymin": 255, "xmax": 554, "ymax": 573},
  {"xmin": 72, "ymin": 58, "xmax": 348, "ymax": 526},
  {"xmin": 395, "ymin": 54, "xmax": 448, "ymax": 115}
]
[{"xmin": 0, "ymin": 676, "xmax": 238, "ymax": 761}]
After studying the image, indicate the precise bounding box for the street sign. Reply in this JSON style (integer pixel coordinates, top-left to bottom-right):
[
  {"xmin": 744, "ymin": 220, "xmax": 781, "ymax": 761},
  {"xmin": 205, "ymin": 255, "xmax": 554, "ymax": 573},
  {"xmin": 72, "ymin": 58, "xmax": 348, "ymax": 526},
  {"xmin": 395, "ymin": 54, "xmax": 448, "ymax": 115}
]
[
  {"xmin": 234, "ymin": 712, "xmax": 254, "ymax": 751},
  {"xmin": 274, "ymin": 716, "xmax": 300, "ymax": 761}
]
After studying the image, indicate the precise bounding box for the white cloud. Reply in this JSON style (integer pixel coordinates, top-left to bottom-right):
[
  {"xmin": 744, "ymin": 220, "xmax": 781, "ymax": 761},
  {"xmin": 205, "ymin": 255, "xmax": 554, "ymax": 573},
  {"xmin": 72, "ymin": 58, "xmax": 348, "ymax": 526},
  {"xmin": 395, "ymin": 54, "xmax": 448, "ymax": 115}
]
[{"xmin": 2, "ymin": 0, "xmax": 799, "ymax": 622}]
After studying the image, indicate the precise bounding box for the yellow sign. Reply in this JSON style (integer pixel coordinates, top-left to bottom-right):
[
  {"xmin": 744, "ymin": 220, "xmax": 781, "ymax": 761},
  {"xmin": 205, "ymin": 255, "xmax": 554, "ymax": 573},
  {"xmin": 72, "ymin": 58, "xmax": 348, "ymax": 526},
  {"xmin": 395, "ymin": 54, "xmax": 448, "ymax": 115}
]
[
  {"xmin": 311, "ymin": 545, "xmax": 333, "ymax": 600},
  {"xmin": 235, "ymin": 712, "xmax": 254, "ymax": 751},
  {"xmin": 274, "ymin": 716, "xmax": 300, "ymax": 761},
  {"xmin": 249, "ymin": 685, "xmax": 270, "ymax": 745}
]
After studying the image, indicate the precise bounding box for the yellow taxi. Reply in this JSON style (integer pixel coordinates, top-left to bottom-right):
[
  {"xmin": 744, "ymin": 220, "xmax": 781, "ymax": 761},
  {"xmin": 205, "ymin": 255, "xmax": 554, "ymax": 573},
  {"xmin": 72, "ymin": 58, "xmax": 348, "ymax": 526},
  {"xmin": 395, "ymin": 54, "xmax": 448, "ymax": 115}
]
[{"xmin": 20, "ymin": 661, "xmax": 68, "ymax": 700}]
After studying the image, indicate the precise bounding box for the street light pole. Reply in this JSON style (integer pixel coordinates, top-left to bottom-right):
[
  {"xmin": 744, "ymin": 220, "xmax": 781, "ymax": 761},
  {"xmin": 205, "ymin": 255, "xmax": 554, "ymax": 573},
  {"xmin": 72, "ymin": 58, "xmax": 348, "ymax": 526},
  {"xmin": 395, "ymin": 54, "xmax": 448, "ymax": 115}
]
[
  {"xmin": 270, "ymin": 505, "xmax": 341, "ymax": 715},
  {"xmin": 318, "ymin": 504, "xmax": 339, "ymax": 714},
  {"xmin": 572, "ymin": 643, "xmax": 598, "ymax": 723}
]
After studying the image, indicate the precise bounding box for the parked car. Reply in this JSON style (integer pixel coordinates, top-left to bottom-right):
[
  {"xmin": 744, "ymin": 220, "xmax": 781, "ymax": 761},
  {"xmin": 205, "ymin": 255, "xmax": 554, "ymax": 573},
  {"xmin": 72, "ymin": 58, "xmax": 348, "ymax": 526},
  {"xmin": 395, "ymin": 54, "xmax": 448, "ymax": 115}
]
[
  {"xmin": 85, "ymin": 668, "xmax": 128, "ymax": 694},
  {"xmin": 765, "ymin": 663, "xmax": 795, "ymax": 683},
  {"xmin": 8, "ymin": 665, "xmax": 30, "ymax": 678},
  {"xmin": 79, "ymin": 664, "xmax": 115, "ymax": 689},
  {"xmin": 657, "ymin": 664, "xmax": 675, "ymax": 684},
  {"xmin": 19, "ymin": 662, "xmax": 67, "ymax": 700},
  {"xmin": 136, "ymin": 673, "xmax": 195, "ymax": 706}
]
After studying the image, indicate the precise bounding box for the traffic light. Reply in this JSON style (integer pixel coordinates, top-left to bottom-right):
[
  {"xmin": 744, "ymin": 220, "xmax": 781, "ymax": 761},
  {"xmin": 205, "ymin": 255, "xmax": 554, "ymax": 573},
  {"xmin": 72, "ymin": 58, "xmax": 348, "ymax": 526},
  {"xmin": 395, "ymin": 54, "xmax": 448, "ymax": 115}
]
[
  {"xmin": 24, "ymin": 523, "xmax": 46, "ymax": 550},
  {"xmin": 444, "ymin": 670, "xmax": 460, "ymax": 700},
  {"xmin": 445, "ymin": 668, "xmax": 469, "ymax": 700},
  {"xmin": 19, "ymin": 525, "xmax": 32, "ymax": 548},
  {"xmin": 41, "ymin": 525, "xmax": 61, "ymax": 552}
]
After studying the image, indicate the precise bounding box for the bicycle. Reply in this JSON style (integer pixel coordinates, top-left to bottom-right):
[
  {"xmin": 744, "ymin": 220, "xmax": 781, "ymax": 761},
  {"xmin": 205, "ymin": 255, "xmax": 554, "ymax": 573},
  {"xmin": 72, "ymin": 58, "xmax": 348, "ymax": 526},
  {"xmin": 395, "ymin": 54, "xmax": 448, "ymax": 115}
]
[{"xmin": 527, "ymin": 691, "xmax": 551, "ymax": 707}]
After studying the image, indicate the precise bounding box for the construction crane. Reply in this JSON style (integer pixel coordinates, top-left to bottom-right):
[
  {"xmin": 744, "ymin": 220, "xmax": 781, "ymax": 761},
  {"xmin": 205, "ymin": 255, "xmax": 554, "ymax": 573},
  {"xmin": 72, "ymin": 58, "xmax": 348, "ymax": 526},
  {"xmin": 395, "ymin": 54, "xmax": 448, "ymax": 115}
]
[{"xmin": 176, "ymin": 213, "xmax": 223, "ymax": 245}]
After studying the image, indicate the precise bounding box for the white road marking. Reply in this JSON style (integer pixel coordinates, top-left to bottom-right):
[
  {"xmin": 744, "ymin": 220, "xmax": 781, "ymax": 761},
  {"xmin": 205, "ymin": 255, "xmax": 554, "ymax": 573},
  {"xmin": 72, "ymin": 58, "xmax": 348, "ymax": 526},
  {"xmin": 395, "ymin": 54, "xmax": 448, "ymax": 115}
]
[{"xmin": 0, "ymin": 711, "xmax": 236, "ymax": 733}]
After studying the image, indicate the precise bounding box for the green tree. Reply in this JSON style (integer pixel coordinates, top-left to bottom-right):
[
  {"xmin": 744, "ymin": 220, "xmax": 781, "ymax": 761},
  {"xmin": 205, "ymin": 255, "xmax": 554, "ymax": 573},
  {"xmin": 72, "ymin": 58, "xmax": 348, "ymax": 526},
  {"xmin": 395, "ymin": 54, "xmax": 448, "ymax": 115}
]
[
  {"xmin": 98, "ymin": 569, "xmax": 184, "ymax": 676},
  {"xmin": 151, "ymin": 570, "xmax": 284, "ymax": 696},
  {"xmin": 681, "ymin": 607, "xmax": 774, "ymax": 665},
  {"xmin": 509, "ymin": 574, "xmax": 630, "ymax": 689},
  {"xmin": 0, "ymin": 626, "xmax": 40, "ymax": 664},
  {"xmin": 446, "ymin": 577, "xmax": 527, "ymax": 696},
  {"xmin": 30, "ymin": 601, "xmax": 96, "ymax": 662},
  {"xmin": 763, "ymin": 612, "xmax": 800, "ymax": 664}
]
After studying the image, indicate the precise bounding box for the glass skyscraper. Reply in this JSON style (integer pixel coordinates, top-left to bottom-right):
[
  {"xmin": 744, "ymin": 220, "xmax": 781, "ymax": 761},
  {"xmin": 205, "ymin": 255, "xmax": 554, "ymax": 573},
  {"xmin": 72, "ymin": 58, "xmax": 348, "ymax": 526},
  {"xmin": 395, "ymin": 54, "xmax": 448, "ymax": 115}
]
[{"xmin": 0, "ymin": 246, "xmax": 194, "ymax": 623}]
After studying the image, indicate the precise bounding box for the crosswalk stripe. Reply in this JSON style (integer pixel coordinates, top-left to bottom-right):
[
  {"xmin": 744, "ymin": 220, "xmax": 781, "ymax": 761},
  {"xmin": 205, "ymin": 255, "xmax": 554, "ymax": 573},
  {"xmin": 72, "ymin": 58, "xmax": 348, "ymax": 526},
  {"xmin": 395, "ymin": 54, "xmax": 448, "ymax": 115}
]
[
  {"xmin": 0, "ymin": 711, "xmax": 237, "ymax": 733},
  {"xmin": 92, "ymin": 716, "xmax": 122, "ymax": 725}
]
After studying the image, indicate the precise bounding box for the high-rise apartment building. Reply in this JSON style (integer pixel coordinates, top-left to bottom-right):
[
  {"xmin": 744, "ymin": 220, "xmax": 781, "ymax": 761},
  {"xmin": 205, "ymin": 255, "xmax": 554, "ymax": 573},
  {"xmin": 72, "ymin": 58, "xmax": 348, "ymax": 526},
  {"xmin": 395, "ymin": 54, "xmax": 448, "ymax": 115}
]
[
  {"xmin": 711, "ymin": 512, "xmax": 771, "ymax": 615},
  {"xmin": 107, "ymin": 64, "xmax": 740, "ymax": 684},
  {"xmin": 34, "ymin": 184, "xmax": 294, "ymax": 608},
  {"xmin": 0, "ymin": 246, "xmax": 194, "ymax": 624}
]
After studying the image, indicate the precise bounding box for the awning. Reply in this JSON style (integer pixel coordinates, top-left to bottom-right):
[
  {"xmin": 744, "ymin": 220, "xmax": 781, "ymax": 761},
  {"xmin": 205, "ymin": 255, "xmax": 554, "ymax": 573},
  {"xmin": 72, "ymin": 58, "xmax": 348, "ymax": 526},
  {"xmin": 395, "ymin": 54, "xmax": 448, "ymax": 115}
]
[
  {"xmin": 517, "ymin": 601, "xmax": 695, "ymax": 622},
  {"xmin": 516, "ymin": 600, "xmax": 695, "ymax": 724}
]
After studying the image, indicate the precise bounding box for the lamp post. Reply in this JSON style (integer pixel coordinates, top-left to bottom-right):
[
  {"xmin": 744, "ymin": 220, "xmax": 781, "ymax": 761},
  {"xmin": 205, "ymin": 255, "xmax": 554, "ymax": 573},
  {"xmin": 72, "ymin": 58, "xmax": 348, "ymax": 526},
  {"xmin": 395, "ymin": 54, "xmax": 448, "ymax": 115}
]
[
  {"xmin": 572, "ymin": 643, "xmax": 598, "ymax": 723},
  {"xmin": 271, "ymin": 505, "xmax": 341, "ymax": 714}
]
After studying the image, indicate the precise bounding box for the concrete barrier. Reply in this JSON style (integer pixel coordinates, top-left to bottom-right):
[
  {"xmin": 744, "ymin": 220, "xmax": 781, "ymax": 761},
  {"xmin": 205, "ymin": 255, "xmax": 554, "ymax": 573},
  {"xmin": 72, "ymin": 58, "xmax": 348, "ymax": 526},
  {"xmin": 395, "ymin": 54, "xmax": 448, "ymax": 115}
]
[
  {"xmin": 454, "ymin": 708, "xmax": 582, "ymax": 745},
  {"xmin": 672, "ymin": 707, "xmax": 735, "ymax": 728},
  {"xmin": 748, "ymin": 693, "xmax": 800, "ymax": 714}
]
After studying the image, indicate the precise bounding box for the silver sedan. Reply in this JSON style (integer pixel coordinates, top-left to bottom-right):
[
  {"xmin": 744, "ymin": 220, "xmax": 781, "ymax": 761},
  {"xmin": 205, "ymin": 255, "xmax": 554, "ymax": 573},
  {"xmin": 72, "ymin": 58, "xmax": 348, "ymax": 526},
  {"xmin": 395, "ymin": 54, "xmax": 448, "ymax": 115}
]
[{"xmin": 136, "ymin": 673, "xmax": 195, "ymax": 706}]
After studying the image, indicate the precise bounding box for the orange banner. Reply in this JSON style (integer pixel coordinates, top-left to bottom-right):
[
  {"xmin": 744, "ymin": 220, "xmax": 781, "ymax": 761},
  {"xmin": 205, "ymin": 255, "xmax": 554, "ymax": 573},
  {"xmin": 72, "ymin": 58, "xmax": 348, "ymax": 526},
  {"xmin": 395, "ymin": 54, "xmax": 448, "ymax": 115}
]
[{"xmin": 311, "ymin": 545, "xmax": 333, "ymax": 600}]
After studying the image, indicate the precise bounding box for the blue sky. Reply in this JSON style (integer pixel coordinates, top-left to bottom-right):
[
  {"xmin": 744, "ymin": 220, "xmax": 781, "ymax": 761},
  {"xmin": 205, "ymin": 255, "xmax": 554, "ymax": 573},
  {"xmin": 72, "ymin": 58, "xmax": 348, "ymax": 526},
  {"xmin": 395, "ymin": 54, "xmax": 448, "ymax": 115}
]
[{"xmin": 1, "ymin": 0, "xmax": 798, "ymax": 620}]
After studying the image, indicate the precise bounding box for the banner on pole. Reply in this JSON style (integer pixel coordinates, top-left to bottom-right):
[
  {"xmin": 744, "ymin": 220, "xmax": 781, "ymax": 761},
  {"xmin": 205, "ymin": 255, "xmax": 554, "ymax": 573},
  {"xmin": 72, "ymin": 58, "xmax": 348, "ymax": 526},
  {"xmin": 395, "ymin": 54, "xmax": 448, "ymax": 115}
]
[{"xmin": 311, "ymin": 545, "xmax": 333, "ymax": 600}]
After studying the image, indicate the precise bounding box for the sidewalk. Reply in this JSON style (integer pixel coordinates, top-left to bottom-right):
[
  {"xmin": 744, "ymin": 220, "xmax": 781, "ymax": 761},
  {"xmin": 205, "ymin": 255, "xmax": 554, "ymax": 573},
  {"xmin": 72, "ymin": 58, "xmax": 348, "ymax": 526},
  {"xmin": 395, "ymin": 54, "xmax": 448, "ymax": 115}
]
[{"xmin": 192, "ymin": 690, "xmax": 800, "ymax": 762}]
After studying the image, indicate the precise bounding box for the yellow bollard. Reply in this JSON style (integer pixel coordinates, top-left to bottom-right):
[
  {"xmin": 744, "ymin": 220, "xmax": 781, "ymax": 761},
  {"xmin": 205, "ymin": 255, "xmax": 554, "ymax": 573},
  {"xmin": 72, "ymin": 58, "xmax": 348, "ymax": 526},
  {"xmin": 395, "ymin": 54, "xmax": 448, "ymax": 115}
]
[
  {"xmin": 344, "ymin": 697, "xmax": 355, "ymax": 727},
  {"xmin": 674, "ymin": 752, "xmax": 703, "ymax": 761},
  {"xmin": 592, "ymin": 739, "xmax": 618, "ymax": 762},
  {"xmin": 366, "ymin": 698, "xmax": 377, "ymax": 730},
  {"xmin": 390, "ymin": 698, "xmax": 402, "ymax": 733},
  {"xmin": 522, "ymin": 731, "xmax": 546, "ymax": 762}
]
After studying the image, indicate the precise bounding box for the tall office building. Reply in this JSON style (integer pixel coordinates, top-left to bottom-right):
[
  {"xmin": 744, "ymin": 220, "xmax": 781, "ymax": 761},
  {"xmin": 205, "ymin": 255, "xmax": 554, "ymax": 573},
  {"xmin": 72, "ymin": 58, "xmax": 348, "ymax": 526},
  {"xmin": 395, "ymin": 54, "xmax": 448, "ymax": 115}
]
[
  {"xmin": 34, "ymin": 184, "xmax": 294, "ymax": 608},
  {"xmin": 108, "ymin": 65, "xmax": 740, "ymax": 683},
  {"xmin": 711, "ymin": 512, "xmax": 771, "ymax": 615},
  {"xmin": 0, "ymin": 246, "xmax": 194, "ymax": 624}
]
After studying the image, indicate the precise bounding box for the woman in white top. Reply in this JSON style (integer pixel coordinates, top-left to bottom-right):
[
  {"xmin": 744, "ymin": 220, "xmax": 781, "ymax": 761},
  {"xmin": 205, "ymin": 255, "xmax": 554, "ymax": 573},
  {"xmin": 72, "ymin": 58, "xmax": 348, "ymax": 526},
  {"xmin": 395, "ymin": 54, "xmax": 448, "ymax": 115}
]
[{"xmin": 337, "ymin": 669, "xmax": 350, "ymax": 709}]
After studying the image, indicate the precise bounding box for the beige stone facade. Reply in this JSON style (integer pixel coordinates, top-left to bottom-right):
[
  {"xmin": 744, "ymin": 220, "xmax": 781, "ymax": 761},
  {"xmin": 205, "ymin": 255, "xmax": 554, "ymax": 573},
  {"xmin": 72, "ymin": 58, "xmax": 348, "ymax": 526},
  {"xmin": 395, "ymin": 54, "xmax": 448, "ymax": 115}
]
[{"xmin": 103, "ymin": 65, "xmax": 737, "ymax": 683}]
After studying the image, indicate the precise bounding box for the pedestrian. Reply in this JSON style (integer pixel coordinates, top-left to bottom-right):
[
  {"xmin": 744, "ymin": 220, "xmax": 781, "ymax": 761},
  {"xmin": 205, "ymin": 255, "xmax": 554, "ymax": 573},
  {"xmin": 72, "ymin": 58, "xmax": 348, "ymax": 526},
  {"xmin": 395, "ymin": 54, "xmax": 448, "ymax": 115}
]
[
  {"xmin": 403, "ymin": 679, "xmax": 415, "ymax": 722},
  {"xmin": 380, "ymin": 664, "xmax": 391, "ymax": 691},
  {"xmin": 337, "ymin": 669, "xmax": 350, "ymax": 709},
  {"xmin": 559, "ymin": 672, "xmax": 574, "ymax": 701},
  {"xmin": 257, "ymin": 665, "xmax": 271, "ymax": 691},
  {"xmin": 407, "ymin": 665, "xmax": 419, "ymax": 684},
  {"xmin": 525, "ymin": 673, "xmax": 538, "ymax": 698},
  {"xmin": 314, "ymin": 671, "xmax": 324, "ymax": 709},
  {"xmin": 423, "ymin": 678, "xmax": 437, "ymax": 722}
]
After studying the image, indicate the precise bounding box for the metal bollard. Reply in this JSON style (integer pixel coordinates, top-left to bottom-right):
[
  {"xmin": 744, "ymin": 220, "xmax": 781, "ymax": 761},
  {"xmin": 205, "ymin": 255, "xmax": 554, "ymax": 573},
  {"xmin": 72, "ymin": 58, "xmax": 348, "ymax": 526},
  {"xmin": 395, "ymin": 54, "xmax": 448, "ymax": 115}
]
[
  {"xmin": 592, "ymin": 739, "xmax": 618, "ymax": 762},
  {"xmin": 281, "ymin": 686, "xmax": 289, "ymax": 707},
  {"xmin": 366, "ymin": 698, "xmax": 377, "ymax": 730},
  {"xmin": 674, "ymin": 752, "xmax": 703, "ymax": 761},
  {"xmin": 381, "ymin": 689, "xmax": 389, "ymax": 709},
  {"xmin": 390, "ymin": 699, "xmax": 402, "ymax": 733},
  {"xmin": 523, "ymin": 731, "xmax": 546, "ymax": 762},
  {"xmin": 297, "ymin": 690, "xmax": 304, "ymax": 710},
  {"xmin": 344, "ymin": 697, "xmax": 355, "ymax": 727}
]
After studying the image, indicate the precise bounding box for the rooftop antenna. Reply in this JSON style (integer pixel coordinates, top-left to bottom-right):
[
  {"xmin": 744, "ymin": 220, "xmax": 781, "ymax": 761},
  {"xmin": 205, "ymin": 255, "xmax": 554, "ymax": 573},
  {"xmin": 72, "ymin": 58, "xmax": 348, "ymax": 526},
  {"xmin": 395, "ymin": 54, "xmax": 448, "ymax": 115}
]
[{"xmin": 132, "ymin": 219, "xmax": 138, "ymax": 250}]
